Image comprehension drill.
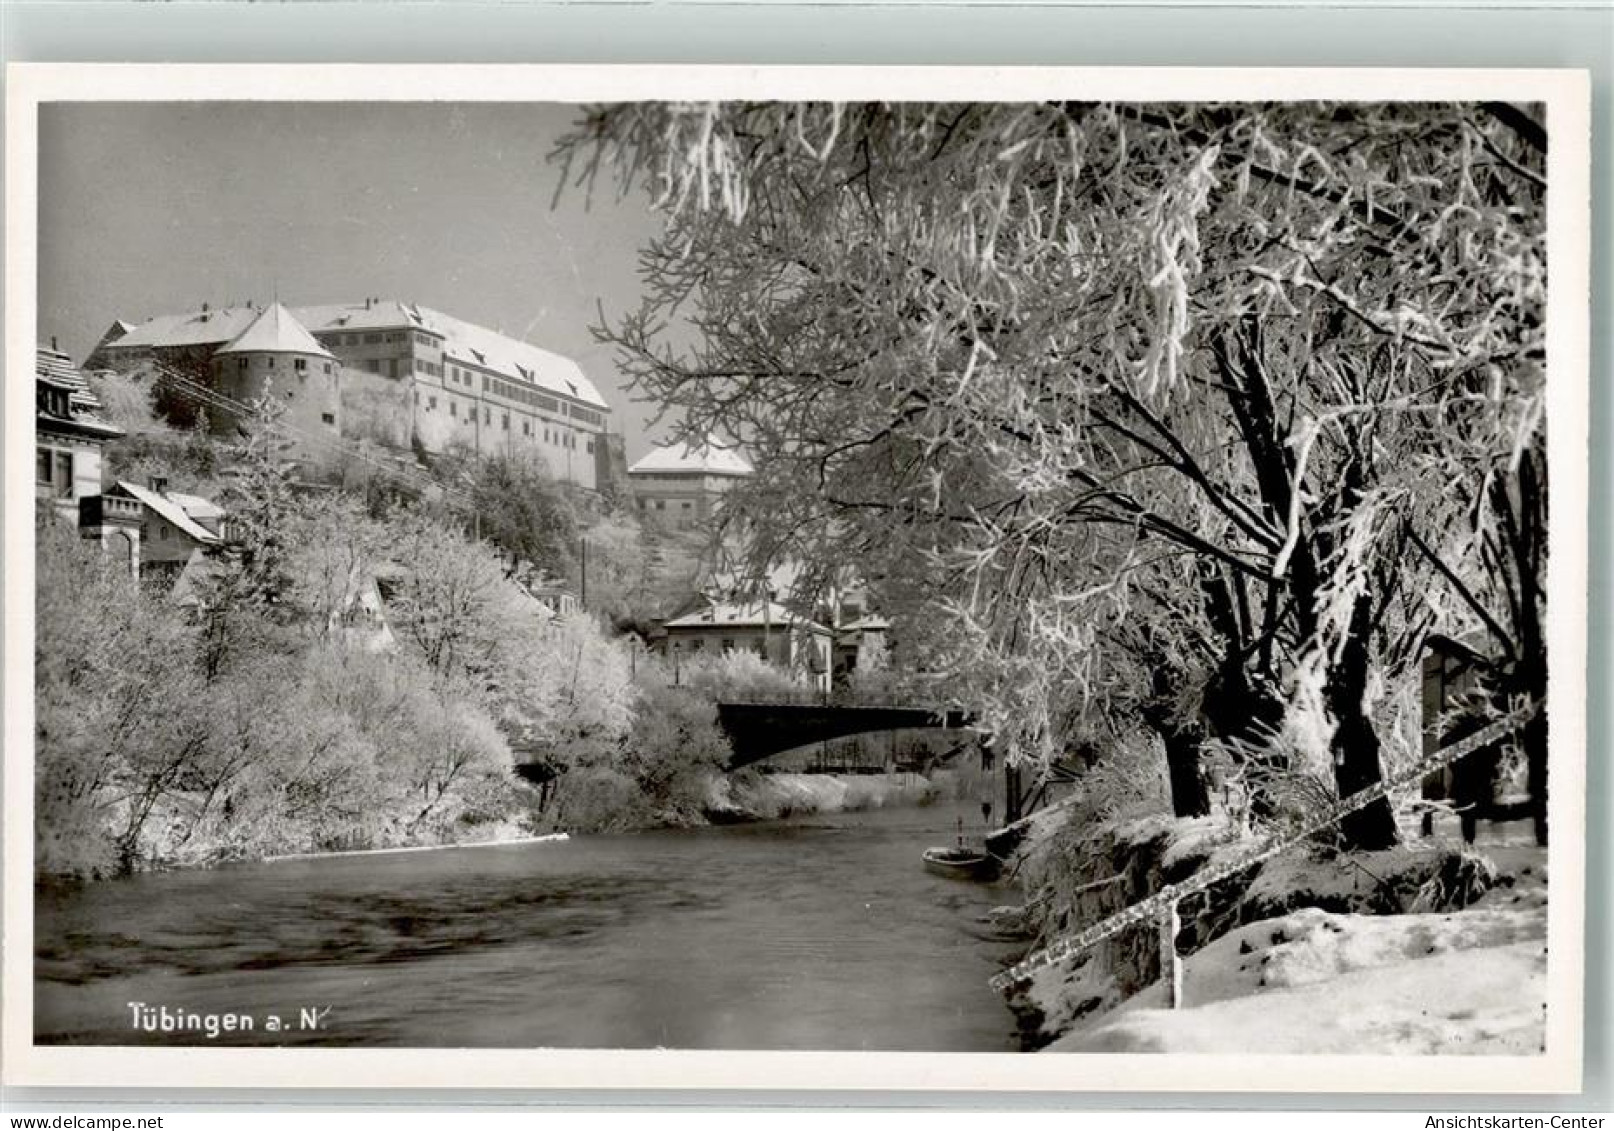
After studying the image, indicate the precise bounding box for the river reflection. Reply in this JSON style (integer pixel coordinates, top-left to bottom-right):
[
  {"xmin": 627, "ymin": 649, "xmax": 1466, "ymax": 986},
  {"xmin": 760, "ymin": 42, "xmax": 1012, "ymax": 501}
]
[{"xmin": 35, "ymin": 801, "xmax": 1021, "ymax": 1050}]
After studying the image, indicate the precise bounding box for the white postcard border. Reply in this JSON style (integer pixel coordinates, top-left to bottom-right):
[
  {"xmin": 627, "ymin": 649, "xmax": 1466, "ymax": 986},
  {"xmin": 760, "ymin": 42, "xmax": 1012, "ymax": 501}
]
[{"xmin": 2, "ymin": 63, "xmax": 1592, "ymax": 1095}]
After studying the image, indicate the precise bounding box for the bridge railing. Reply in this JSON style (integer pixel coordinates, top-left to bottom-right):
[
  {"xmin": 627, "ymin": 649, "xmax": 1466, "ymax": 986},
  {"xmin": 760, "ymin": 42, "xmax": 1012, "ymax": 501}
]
[{"xmin": 987, "ymin": 702, "xmax": 1541, "ymax": 1005}]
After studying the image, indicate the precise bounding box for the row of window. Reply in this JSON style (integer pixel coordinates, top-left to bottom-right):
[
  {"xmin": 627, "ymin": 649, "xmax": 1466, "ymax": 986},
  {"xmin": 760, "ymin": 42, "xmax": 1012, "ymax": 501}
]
[
  {"xmin": 232, "ymin": 356, "xmax": 333, "ymax": 374},
  {"xmin": 420, "ymin": 394, "xmax": 593, "ymax": 453},
  {"xmin": 671, "ymin": 637, "xmax": 768, "ymax": 658},
  {"xmin": 320, "ymin": 330, "xmax": 438, "ymax": 349},
  {"xmin": 358, "ymin": 358, "xmax": 403, "ymax": 378},
  {"xmin": 637, "ymin": 499, "xmax": 695, "ymax": 511},
  {"xmin": 475, "ymin": 370, "xmax": 562, "ymax": 415},
  {"xmin": 414, "ymin": 358, "xmax": 444, "ymax": 378}
]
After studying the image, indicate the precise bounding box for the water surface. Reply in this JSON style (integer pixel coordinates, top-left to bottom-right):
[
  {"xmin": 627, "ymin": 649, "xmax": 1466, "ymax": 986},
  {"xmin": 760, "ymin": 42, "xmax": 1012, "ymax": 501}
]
[{"xmin": 36, "ymin": 801, "xmax": 1019, "ymax": 1050}]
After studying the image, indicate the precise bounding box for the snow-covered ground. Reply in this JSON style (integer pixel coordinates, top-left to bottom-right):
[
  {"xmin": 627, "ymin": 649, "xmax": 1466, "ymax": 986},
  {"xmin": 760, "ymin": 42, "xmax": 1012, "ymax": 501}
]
[{"xmin": 1046, "ymin": 822, "xmax": 1547, "ymax": 1055}]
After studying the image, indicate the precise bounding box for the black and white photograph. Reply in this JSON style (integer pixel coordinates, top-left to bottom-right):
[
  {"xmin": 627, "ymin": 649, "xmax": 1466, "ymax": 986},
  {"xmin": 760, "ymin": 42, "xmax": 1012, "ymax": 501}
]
[{"xmin": 3, "ymin": 66, "xmax": 1590, "ymax": 1093}]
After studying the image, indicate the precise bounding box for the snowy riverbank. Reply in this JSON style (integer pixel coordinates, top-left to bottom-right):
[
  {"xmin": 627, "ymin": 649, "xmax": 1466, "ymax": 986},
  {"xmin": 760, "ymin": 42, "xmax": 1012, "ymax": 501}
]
[
  {"xmin": 1001, "ymin": 807, "xmax": 1547, "ymax": 1055},
  {"xmin": 708, "ymin": 770, "xmax": 943, "ymax": 823}
]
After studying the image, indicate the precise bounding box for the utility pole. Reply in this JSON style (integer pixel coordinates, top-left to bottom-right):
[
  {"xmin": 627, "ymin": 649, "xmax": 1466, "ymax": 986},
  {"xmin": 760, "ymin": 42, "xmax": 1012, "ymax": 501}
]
[{"xmin": 579, "ymin": 536, "xmax": 588, "ymax": 608}]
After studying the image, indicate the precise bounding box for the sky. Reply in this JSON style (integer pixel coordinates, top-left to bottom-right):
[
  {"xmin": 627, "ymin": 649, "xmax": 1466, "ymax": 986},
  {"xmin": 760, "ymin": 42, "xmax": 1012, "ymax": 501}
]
[{"xmin": 37, "ymin": 102, "xmax": 677, "ymax": 461}]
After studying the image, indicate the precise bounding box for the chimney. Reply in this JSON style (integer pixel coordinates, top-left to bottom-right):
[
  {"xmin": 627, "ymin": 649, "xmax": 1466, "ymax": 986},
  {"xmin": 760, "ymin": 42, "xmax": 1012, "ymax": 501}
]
[
  {"xmin": 365, "ymin": 297, "xmax": 372, "ymax": 310},
  {"xmin": 202, "ymin": 302, "xmax": 210, "ymax": 313},
  {"xmin": 50, "ymin": 336, "xmax": 58, "ymax": 352}
]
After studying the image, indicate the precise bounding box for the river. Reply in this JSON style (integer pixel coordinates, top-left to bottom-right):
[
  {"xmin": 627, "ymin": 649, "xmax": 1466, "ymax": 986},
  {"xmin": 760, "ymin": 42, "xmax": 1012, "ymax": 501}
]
[{"xmin": 35, "ymin": 801, "xmax": 1022, "ymax": 1050}]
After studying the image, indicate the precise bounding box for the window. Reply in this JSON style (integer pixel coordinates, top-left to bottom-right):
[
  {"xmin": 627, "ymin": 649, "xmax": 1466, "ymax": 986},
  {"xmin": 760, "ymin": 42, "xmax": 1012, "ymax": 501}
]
[
  {"xmin": 238, "ymin": 357, "xmax": 249, "ymax": 370},
  {"xmin": 159, "ymin": 524, "xmax": 170, "ymax": 540},
  {"xmin": 324, "ymin": 363, "xmax": 333, "ymax": 374},
  {"xmin": 364, "ymin": 333, "xmax": 381, "ymax": 344},
  {"xmin": 322, "ymin": 412, "xmax": 335, "ymax": 426},
  {"xmin": 523, "ymin": 421, "xmax": 530, "ymax": 436},
  {"xmin": 681, "ymin": 501, "xmax": 692, "ymax": 510},
  {"xmin": 689, "ymin": 639, "xmax": 705, "ymax": 652},
  {"xmin": 502, "ymin": 413, "xmax": 509, "ymax": 431},
  {"xmin": 586, "ymin": 440, "xmax": 595, "ymax": 454},
  {"xmin": 638, "ymin": 498, "xmax": 647, "ymax": 510},
  {"xmin": 654, "ymin": 500, "xmax": 665, "ymax": 511},
  {"xmin": 267, "ymin": 357, "xmax": 275, "ymax": 368},
  {"xmin": 450, "ymin": 402, "xmax": 457, "ymax": 418},
  {"xmin": 721, "ymin": 638, "xmax": 736, "ymax": 654},
  {"xmin": 35, "ymin": 448, "xmax": 51, "ymax": 484},
  {"xmin": 54, "ymin": 452, "xmax": 72, "ymax": 497},
  {"xmin": 294, "ymin": 358, "xmax": 308, "ymax": 371},
  {"xmin": 428, "ymin": 395, "xmax": 437, "ymax": 410},
  {"xmin": 483, "ymin": 407, "xmax": 490, "ymax": 424}
]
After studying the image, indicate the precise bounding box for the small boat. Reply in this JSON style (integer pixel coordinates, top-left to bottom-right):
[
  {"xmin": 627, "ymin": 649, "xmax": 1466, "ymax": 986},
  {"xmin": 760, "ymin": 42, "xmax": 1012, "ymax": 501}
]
[{"xmin": 922, "ymin": 844, "xmax": 1000, "ymax": 881}]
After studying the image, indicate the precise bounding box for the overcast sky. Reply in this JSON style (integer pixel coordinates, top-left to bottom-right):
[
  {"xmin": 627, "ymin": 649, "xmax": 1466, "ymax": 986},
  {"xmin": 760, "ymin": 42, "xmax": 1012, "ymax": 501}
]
[{"xmin": 38, "ymin": 102, "xmax": 676, "ymax": 461}]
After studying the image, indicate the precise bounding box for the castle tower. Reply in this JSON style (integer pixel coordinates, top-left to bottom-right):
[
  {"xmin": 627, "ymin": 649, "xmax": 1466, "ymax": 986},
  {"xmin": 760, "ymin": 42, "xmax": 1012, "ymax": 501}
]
[{"xmin": 210, "ymin": 303, "xmax": 340, "ymax": 452}]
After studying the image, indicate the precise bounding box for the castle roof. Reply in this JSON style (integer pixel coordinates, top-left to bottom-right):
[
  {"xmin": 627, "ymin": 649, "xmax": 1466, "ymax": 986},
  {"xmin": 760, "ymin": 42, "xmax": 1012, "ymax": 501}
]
[
  {"xmin": 628, "ymin": 440, "xmax": 753, "ymax": 477},
  {"xmin": 215, "ymin": 303, "xmax": 336, "ymax": 360},
  {"xmin": 107, "ymin": 299, "xmax": 608, "ymax": 410}
]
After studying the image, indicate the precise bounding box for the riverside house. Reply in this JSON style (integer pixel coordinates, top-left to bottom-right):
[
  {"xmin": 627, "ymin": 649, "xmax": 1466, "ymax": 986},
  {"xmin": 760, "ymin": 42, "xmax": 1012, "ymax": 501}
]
[{"xmin": 662, "ymin": 599, "xmax": 834, "ymax": 694}]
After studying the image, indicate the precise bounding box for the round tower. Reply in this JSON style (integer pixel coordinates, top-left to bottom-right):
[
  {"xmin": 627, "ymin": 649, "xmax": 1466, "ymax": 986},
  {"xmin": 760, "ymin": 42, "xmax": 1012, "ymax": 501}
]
[{"xmin": 211, "ymin": 302, "xmax": 340, "ymax": 446}]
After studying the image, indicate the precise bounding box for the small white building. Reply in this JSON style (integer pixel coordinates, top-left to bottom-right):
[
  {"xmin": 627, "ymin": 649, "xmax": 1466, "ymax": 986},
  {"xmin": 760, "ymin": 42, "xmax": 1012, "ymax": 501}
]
[
  {"xmin": 627, "ymin": 439, "xmax": 752, "ymax": 530},
  {"xmin": 102, "ymin": 479, "xmax": 226, "ymax": 587}
]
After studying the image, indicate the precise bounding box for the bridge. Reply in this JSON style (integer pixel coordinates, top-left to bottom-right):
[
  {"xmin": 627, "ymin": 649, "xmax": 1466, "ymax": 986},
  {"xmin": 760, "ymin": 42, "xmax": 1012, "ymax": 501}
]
[
  {"xmin": 515, "ymin": 699, "xmax": 1052, "ymax": 822},
  {"xmin": 715, "ymin": 701, "xmax": 978, "ymax": 769}
]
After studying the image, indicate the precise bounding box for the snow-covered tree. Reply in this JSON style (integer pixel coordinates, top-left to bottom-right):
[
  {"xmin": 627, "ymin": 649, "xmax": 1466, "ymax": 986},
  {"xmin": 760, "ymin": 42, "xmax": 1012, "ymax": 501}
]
[{"xmin": 559, "ymin": 101, "xmax": 1548, "ymax": 848}]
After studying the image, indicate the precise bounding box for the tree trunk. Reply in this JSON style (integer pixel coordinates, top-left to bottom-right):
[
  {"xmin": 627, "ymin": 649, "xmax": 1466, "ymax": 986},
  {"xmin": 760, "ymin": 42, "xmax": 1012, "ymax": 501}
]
[
  {"xmin": 1327, "ymin": 593, "xmax": 1400, "ymax": 851},
  {"xmin": 1142, "ymin": 661, "xmax": 1211, "ymax": 819},
  {"xmin": 1161, "ymin": 723, "xmax": 1211, "ymax": 818}
]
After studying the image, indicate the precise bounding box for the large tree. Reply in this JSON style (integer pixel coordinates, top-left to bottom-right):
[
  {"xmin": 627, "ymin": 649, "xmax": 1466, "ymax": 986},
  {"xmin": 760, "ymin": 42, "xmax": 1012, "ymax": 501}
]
[{"xmin": 559, "ymin": 101, "xmax": 1547, "ymax": 848}]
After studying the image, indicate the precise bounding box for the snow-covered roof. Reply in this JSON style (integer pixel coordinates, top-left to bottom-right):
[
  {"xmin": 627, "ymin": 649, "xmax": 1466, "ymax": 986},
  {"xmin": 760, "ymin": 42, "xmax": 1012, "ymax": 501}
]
[
  {"xmin": 663, "ymin": 600, "xmax": 828, "ymax": 634},
  {"xmin": 113, "ymin": 481, "xmax": 222, "ymax": 545},
  {"xmin": 628, "ymin": 441, "xmax": 753, "ymax": 477},
  {"xmin": 167, "ymin": 492, "xmax": 225, "ymax": 522},
  {"xmin": 325, "ymin": 303, "xmax": 607, "ymax": 411},
  {"xmin": 36, "ymin": 346, "xmax": 123, "ymax": 439},
  {"xmin": 107, "ymin": 299, "xmax": 608, "ymax": 410},
  {"xmin": 215, "ymin": 303, "xmax": 335, "ymax": 360},
  {"xmin": 37, "ymin": 347, "xmax": 103, "ymax": 409}
]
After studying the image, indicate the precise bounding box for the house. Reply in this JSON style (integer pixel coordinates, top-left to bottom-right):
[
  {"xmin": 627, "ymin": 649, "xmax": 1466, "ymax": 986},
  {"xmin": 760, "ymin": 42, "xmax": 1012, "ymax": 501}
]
[
  {"xmin": 36, "ymin": 343, "xmax": 143, "ymax": 573},
  {"xmin": 85, "ymin": 298, "xmax": 614, "ymax": 490},
  {"xmin": 627, "ymin": 439, "xmax": 752, "ymax": 529},
  {"xmin": 36, "ymin": 343, "xmax": 123, "ymax": 517},
  {"xmin": 103, "ymin": 479, "xmax": 226, "ymax": 588},
  {"xmin": 661, "ymin": 598, "xmax": 834, "ymax": 693}
]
